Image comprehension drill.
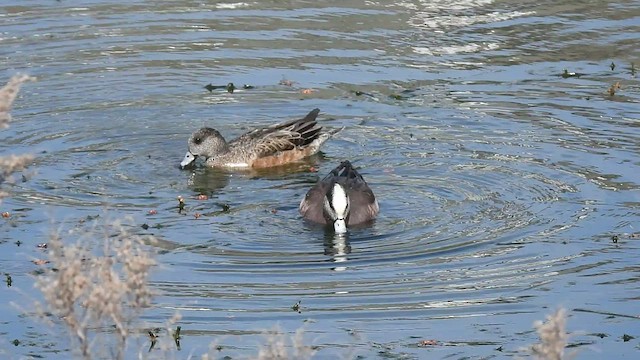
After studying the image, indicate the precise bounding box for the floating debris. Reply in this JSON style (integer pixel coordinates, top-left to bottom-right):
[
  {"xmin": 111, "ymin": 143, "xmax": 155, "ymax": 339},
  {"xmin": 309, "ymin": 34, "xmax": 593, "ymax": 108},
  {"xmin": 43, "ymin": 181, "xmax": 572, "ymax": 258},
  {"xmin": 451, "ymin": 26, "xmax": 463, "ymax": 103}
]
[
  {"xmin": 292, "ymin": 300, "xmax": 301, "ymax": 313},
  {"xmin": 195, "ymin": 194, "xmax": 208, "ymax": 200},
  {"xmin": 147, "ymin": 209, "xmax": 158, "ymax": 215},
  {"xmin": 141, "ymin": 223, "xmax": 149, "ymax": 230},
  {"xmin": 193, "ymin": 212, "xmax": 201, "ymax": 219},
  {"xmin": 622, "ymin": 334, "xmax": 634, "ymax": 342},
  {"xmin": 5, "ymin": 273, "xmax": 12, "ymax": 287},
  {"xmin": 204, "ymin": 83, "xmax": 229, "ymax": 92},
  {"xmin": 610, "ymin": 62, "xmax": 615, "ymax": 71},
  {"xmin": 352, "ymin": 90, "xmax": 375, "ymax": 98},
  {"xmin": 37, "ymin": 243, "xmax": 47, "ymax": 249},
  {"xmin": 204, "ymin": 82, "xmax": 249, "ymax": 93},
  {"xmin": 1, "ymin": 211, "xmax": 9, "ymax": 218},
  {"xmin": 148, "ymin": 331, "xmax": 158, "ymax": 352},
  {"xmin": 32, "ymin": 259, "xmax": 50, "ymax": 265},
  {"xmin": 631, "ymin": 62, "xmax": 636, "ymax": 77},
  {"xmin": 560, "ymin": 69, "xmax": 584, "ymax": 78},
  {"xmin": 279, "ymin": 77, "xmax": 294, "ymax": 86},
  {"xmin": 418, "ymin": 339, "xmax": 439, "ymax": 347},
  {"xmin": 173, "ymin": 326, "xmax": 182, "ymax": 350},
  {"xmin": 78, "ymin": 214, "xmax": 100, "ymax": 224},
  {"xmin": 178, "ymin": 196, "xmax": 185, "ymax": 213},
  {"xmin": 612, "ymin": 235, "xmax": 619, "ymax": 243},
  {"xmin": 301, "ymin": 88, "xmax": 315, "ymax": 94},
  {"xmin": 608, "ymin": 82, "xmax": 621, "ymax": 96}
]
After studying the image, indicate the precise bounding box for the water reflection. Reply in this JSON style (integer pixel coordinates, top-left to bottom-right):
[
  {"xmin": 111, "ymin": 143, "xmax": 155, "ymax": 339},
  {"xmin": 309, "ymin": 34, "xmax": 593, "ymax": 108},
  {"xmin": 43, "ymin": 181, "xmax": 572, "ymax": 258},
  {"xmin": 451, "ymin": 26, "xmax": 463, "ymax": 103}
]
[
  {"xmin": 324, "ymin": 231, "xmax": 351, "ymax": 272},
  {"xmin": 185, "ymin": 155, "xmax": 324, "ymax": 194},
  {"xmin": 185, "ymin": 167, "xmax": 230, "ymax": 194}
]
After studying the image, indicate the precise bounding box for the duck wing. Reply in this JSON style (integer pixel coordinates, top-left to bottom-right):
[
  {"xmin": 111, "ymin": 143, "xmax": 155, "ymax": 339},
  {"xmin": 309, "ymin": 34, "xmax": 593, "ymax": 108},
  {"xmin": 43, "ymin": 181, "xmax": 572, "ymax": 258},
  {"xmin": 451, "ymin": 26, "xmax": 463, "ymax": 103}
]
[
  {"xmin": 340, "ymin": 161, "xmax": 379, "ymax": 225},
  {"xmin": 234, "ymin": 109, "xmax": 322, "ymax": 157},
  {"xmin": 299, "ymin": 177, "xmax": 333, "ymax": 224}
]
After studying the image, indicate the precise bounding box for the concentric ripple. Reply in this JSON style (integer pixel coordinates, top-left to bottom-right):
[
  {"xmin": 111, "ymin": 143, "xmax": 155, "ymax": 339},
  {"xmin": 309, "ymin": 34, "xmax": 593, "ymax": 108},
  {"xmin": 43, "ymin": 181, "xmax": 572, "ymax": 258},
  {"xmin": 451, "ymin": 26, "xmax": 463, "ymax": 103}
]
[{"xmin": 2, "ymin": 0, "xmax": 639, "ymax": 359}]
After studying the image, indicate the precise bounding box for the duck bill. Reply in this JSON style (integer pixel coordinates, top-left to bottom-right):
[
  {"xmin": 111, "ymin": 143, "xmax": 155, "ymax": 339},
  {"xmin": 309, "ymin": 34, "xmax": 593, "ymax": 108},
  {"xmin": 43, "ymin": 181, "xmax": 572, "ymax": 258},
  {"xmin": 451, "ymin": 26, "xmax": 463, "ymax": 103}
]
[
  {"xmin": 180, "ymin": 151, "xmax": 197, "ymax": 168},
  {"xmin": 333, "ymin": 219, "xmax": 347, "ymax": 234}
]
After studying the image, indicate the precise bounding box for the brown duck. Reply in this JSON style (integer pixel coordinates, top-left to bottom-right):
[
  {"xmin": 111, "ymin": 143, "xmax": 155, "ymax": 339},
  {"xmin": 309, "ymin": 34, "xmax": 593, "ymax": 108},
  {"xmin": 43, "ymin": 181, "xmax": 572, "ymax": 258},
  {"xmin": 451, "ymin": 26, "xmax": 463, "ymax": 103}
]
[{"xmin": 180, "ymin": 108, "xmax": 339, "ymax": 169}]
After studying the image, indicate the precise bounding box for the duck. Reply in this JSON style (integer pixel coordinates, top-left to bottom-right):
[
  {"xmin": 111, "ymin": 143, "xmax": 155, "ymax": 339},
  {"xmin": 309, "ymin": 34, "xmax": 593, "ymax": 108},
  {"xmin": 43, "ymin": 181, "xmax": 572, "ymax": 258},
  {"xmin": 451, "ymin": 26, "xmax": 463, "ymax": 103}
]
[
  {"xmin": 180, "ymin": 108, "xmax": 339, "ymax": 169},
  {"xmin": 299, "ymin": 160, "xmax": 379, "ymax": 233}
]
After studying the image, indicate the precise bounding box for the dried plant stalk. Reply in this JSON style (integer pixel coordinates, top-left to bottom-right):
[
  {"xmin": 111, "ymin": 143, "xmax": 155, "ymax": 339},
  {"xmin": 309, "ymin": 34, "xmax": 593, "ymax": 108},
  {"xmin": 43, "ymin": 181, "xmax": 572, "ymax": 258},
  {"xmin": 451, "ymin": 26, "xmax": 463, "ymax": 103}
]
[
  {"xmin": 254, "ymin": 326, "xmax": 316, "ymax": 360},
  {"xmin": 0, "ymin": 74, "xmax": 35, "ymax": 201},
  {"xmin": 531, "ymin": 308, "xmax": 568, "ymax": 360},
  {"xmin": 35, "ymin": 217, "xmax": 156, "ymax": 360},
  {"xmin": 0, "ymin": 74, "xmax": 35, "ymax": 129}
]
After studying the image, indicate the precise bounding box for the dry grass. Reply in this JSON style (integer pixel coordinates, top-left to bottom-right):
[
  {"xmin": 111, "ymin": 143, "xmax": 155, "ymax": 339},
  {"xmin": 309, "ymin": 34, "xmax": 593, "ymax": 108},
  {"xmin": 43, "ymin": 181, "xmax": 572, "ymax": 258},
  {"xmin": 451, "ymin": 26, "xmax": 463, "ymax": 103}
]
[
  {"xmin": 34, "ymin": 217, "xmax": 157, "ymax": 360},
  {"xmin": 254, "ymin": 326, "xmax": 316, "ymax": 360},
  {"xmin": 530, "ymin": 308, "xmax": 568, "ymax": 360},
  {"xmin": 0, "ymin": 74, "xmax": 35, "ymax": 202},
  {"xmin": 196, "ymin": 325, "xmax": 316, "ymax": 360},
  {"xmin": 0, "ymin": 74, "xmax": 35, "ymax": 129}
]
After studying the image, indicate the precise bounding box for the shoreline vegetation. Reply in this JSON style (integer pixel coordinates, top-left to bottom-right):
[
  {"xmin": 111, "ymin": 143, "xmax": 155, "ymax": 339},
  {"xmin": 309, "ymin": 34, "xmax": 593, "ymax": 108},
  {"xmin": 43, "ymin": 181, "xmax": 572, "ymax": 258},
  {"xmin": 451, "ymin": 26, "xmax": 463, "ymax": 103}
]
[
  {"xmin": 0, "ymin": 74, "xmax": 35, "ymax": 203},
  {"xmin": 2, "ymin": 75, "xmax": 569, "ymax": 359}
]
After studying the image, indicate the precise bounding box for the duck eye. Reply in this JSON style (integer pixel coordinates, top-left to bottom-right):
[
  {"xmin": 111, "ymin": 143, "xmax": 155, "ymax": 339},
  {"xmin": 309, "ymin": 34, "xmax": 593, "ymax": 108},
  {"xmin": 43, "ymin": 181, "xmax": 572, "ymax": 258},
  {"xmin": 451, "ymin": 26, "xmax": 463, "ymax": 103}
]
[{"xmin": 194, "ymin": 137, "xmax": 202, "ymax": 144}]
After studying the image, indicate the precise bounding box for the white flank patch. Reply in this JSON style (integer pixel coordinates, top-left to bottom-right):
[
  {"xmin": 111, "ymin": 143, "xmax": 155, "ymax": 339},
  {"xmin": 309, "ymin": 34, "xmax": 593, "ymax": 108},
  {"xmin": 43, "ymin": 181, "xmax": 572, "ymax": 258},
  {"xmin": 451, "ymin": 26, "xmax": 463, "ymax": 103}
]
[
  {"xmin": 225, "ymin": 162, "xmax": 250, "ymax": 168},
  {"xmin": 332, "ymin": 184, "xmax": 349, "ymax": 218},
  {"xmin": 215, "ymin": 3, "xmax": 250, "ymax": 9},
  {"xmin": 413, "ymin": 42, "xmax": 499, "ymax": 56}
]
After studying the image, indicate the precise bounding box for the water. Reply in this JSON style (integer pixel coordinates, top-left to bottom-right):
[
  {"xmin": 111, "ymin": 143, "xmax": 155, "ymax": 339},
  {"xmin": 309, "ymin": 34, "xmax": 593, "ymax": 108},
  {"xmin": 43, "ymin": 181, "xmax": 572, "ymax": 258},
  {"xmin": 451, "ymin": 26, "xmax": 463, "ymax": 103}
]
[{"xmin": 1, "ymin": 0, "xmax": 639, "ymax": 358}]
